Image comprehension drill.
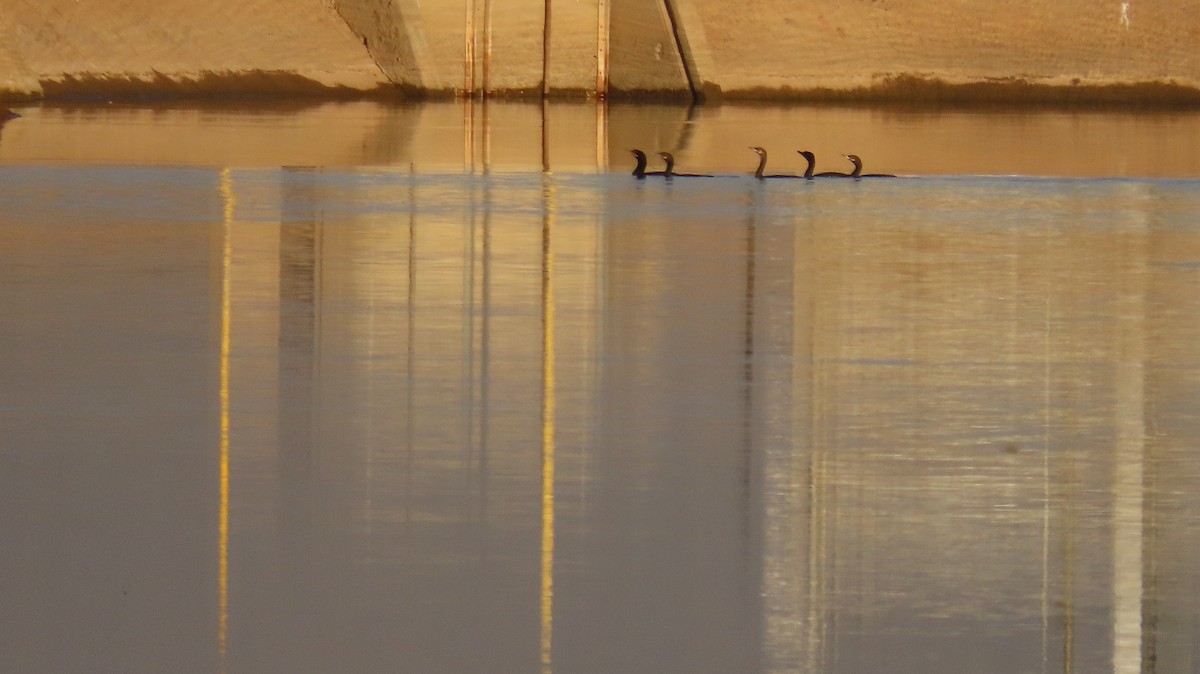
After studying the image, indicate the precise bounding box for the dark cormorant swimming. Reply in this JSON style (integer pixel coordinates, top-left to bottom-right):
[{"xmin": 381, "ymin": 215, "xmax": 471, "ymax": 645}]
[
  {"xmin": 630, "ymin": 149, "xmax": 666, "ymax": 178},
  {"xmin": 750, "ymin": 146, "xmax": 801, "ymax": 179},
  {"xmin": 634, "ymin": 147, "xmax": 896, "ymax": 180},
  {"xmin": 813, "ymin": 152, "xmax": 853, "ymax": 178},
  {"xmin": 796, "ymin": 150, "xmax": 816, "ymax": 180},
  {"xmin": 657, "ymin": 151, "xmax": 712, "ymax": 178},
  {"xmin": 843, "ymin": 154, "xmax": 896, "ymax": 178}
]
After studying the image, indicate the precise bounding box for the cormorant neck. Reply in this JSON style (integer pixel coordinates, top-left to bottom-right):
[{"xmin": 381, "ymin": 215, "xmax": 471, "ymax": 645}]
[
  {"xmin": 754, "ymin": 152, "xmax": 766, "ymax": 179},
  {"xmin": 800, "ymin": 153, "xmax": 814, "ymax": 179},
  {"xmin": 632, "ymin": 153, "xmax": 647, "ymax": 177}
]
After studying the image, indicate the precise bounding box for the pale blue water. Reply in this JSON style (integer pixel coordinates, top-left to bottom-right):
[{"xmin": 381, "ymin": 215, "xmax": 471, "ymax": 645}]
[{"xmin": 3, "ymin": 115, "xmax": 1200, "ymax": 673}]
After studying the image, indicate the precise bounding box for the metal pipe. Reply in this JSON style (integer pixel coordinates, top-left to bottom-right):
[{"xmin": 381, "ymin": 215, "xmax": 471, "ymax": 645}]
[
  {"xmin": 542, "ymin": 0, "xmax": 552, "ymax": 97},
  {"xmin": 465, "ymin": 0, "xmax": 476, "ymax": 95},
  {"xmin": 482, "ymin": 0, "xmax": 493, "ymax": 94},
  {"xmin": 596, "ymin": 0, "xmax": 609, "ymax": 97}
]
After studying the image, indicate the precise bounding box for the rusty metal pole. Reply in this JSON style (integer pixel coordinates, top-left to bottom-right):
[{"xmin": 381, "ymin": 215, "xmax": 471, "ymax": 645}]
[
  {"xmin": 542, "ymin": 0, "xmax": 552, "ymax": 97},
  {"xmin": 596, "ymin": 0, "xmax": 609, "ymax": 98},
  {"xmin": 482, "ymin": 0, "xmax": 493, "ymax": 94},
  {"xmin": 465, "ymin": 0, "xmax": 476, "ymax": 96}
]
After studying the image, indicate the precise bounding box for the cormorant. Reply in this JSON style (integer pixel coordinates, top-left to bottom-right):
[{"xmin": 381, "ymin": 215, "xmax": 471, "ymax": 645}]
[
  {"xmin": 658, "ymin": 152, "xmax": 712, "ymax": 178},
  {"xmin": 843, "ymin": 154, "xmax": 896, "ymax": 178},
  {"xmin": 630, "ymin": 149, "xmax": 666, "ymax": 178},
  {"xmin": 813, "ymin": 152, "xmax": 853, "ymax": 178},
  {"xmin": 750, "ymin": 147, "xmax": 801, "ymax": 179},
  {"xmin": 796, "ymin": 150, "xmax": 816, "ymax": 180}
]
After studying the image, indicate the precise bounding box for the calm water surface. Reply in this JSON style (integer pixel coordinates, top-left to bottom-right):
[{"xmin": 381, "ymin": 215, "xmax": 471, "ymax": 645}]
[{"xmin": 2, "ymin": 103, "xmax": 1199, "ymax": 673}]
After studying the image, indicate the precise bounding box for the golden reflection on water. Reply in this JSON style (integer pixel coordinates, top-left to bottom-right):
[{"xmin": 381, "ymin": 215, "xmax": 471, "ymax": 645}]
[
  {"xmin": 217, "ymin": 166, "xmax": 234, "ymax": 671},
  {"xmin": 3, "ymin": 100, "xmax": 1200, "ymax": 177},
  {"xmin": 539, "ymin": 175, "xmax": 557, "ymax": 674},
  {"xmin": 4, "ymin": 128, "xmax": 1200, "ymax": 673},
  {"xmin": 787, "ymin": 180, "xmax": 1197, "ymax": 673}
]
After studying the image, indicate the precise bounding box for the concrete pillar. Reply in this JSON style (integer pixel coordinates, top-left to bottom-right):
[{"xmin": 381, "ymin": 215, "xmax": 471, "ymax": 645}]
[
  {"xmin": 0, "ymin": 16, "xmax": 40, "ymax": 99},
  {"xmin": 4, "ymin": 0, "xmax": 1200, "ymax": 101},
  {"xmin": 608, "ymin": 0, "xmax": 691, "ymax": 97},
  {"xmin": 0, "ymin": 0, "xmax": 388, "ymax": 98},
  {"xmin": 333, "ymin": 0, "xmax": 426, "ymax": 91},
  {"xmin": 546, "ymin": 0, "xmax": 602, "ymax": 95},
  {"xmin": 485, "ymin": 0, "xmax": 545, "ymax": 93},
  {"xmin": 325, "ymin": 0, "xmax": 696, "ymax": 98}
]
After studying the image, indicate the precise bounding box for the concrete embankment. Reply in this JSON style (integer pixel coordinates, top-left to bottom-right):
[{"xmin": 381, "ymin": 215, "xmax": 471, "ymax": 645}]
[
  {"xmin": 0, "ymin": 0, "xmax": 389, "ymax": 100},
  {"xmin": 2, "ymin": 0, "xmax": 1199, "ymax": 103}
]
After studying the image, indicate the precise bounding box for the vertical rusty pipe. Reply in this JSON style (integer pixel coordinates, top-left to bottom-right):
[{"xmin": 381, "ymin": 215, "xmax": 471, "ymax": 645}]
[
  {"xmin": 465, "ymin": 0, "xmax": 478, "ymax": 168},
  {"xmin": 464, "ymin": 0, "xmax": 476, "ymax": 95},
  {"xmin": 542, "ymin": 0, "xmax": 552, "ymax": 97},
  {"xmin": 482, "ymin": 0, "xmax": 493, "ymax": 94},
  {"xmin": 596, "ymin": 0, "xmax": 609, "ymax": 97}
]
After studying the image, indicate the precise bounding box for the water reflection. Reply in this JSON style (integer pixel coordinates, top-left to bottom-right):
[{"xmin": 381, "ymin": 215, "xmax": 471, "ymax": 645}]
[
  {"xmin": 3, "ymin": 100, "xmax": 1200, "ymax": 177},
  {"xmin": 216, "ymin": 167, "xmax": 234, "ymax": 672},
  {"xmin": 540, "ymin": 171, "xmax": 557, "ymax": 674},
  {"xmin": 1, "ymin": 142, "xmax": 1199, "ymax": 673},
  {"xmin": 211, "ymin": 170, "xmax": 1198, "ymax": 673}
]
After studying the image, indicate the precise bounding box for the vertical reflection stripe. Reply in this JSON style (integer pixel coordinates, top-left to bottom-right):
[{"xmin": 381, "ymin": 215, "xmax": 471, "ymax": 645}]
[
  {"xmin": 217, "ymin": 167, "xmax": 234, "ymax": 672},
  {"xmin": 539, "ymin": 177, "xmax": 556, "ymax": 674},
  {"xmin": 1041, "ymin": 223, "xmax": 1051, "ymax": 674}
]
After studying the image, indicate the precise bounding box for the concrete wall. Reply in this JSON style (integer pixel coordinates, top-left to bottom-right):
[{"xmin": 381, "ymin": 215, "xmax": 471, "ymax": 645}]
[
  {"xmin": 334, "ymin": 0, "xmax": 687, "ymax": 96},
  {"xmin": 677, "ymin": 0, "xmax": 1200, "ymax": 101},
  {"xmin": 0, "ymin": 0, "xmax": 388, "ymax": 98},
  {"xmin": 2, "ymin": 0, "xmax": 1199, "ymax": 102}
]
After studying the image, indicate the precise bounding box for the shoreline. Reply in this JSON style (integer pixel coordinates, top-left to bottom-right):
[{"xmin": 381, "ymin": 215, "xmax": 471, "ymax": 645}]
[
  {"xmin": 4, "ymin": 99, "xmax": 1199, "ymax": 178},
  {"xmin": 5, "ymin": 76, "xmax": 1200, "ymax": 109}
]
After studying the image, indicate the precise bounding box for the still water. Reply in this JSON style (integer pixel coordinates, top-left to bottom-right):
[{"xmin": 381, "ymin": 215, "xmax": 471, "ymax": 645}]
[{"xmin": 2, "ymin": 102, "xmax": 1199, "ymax": 673}]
